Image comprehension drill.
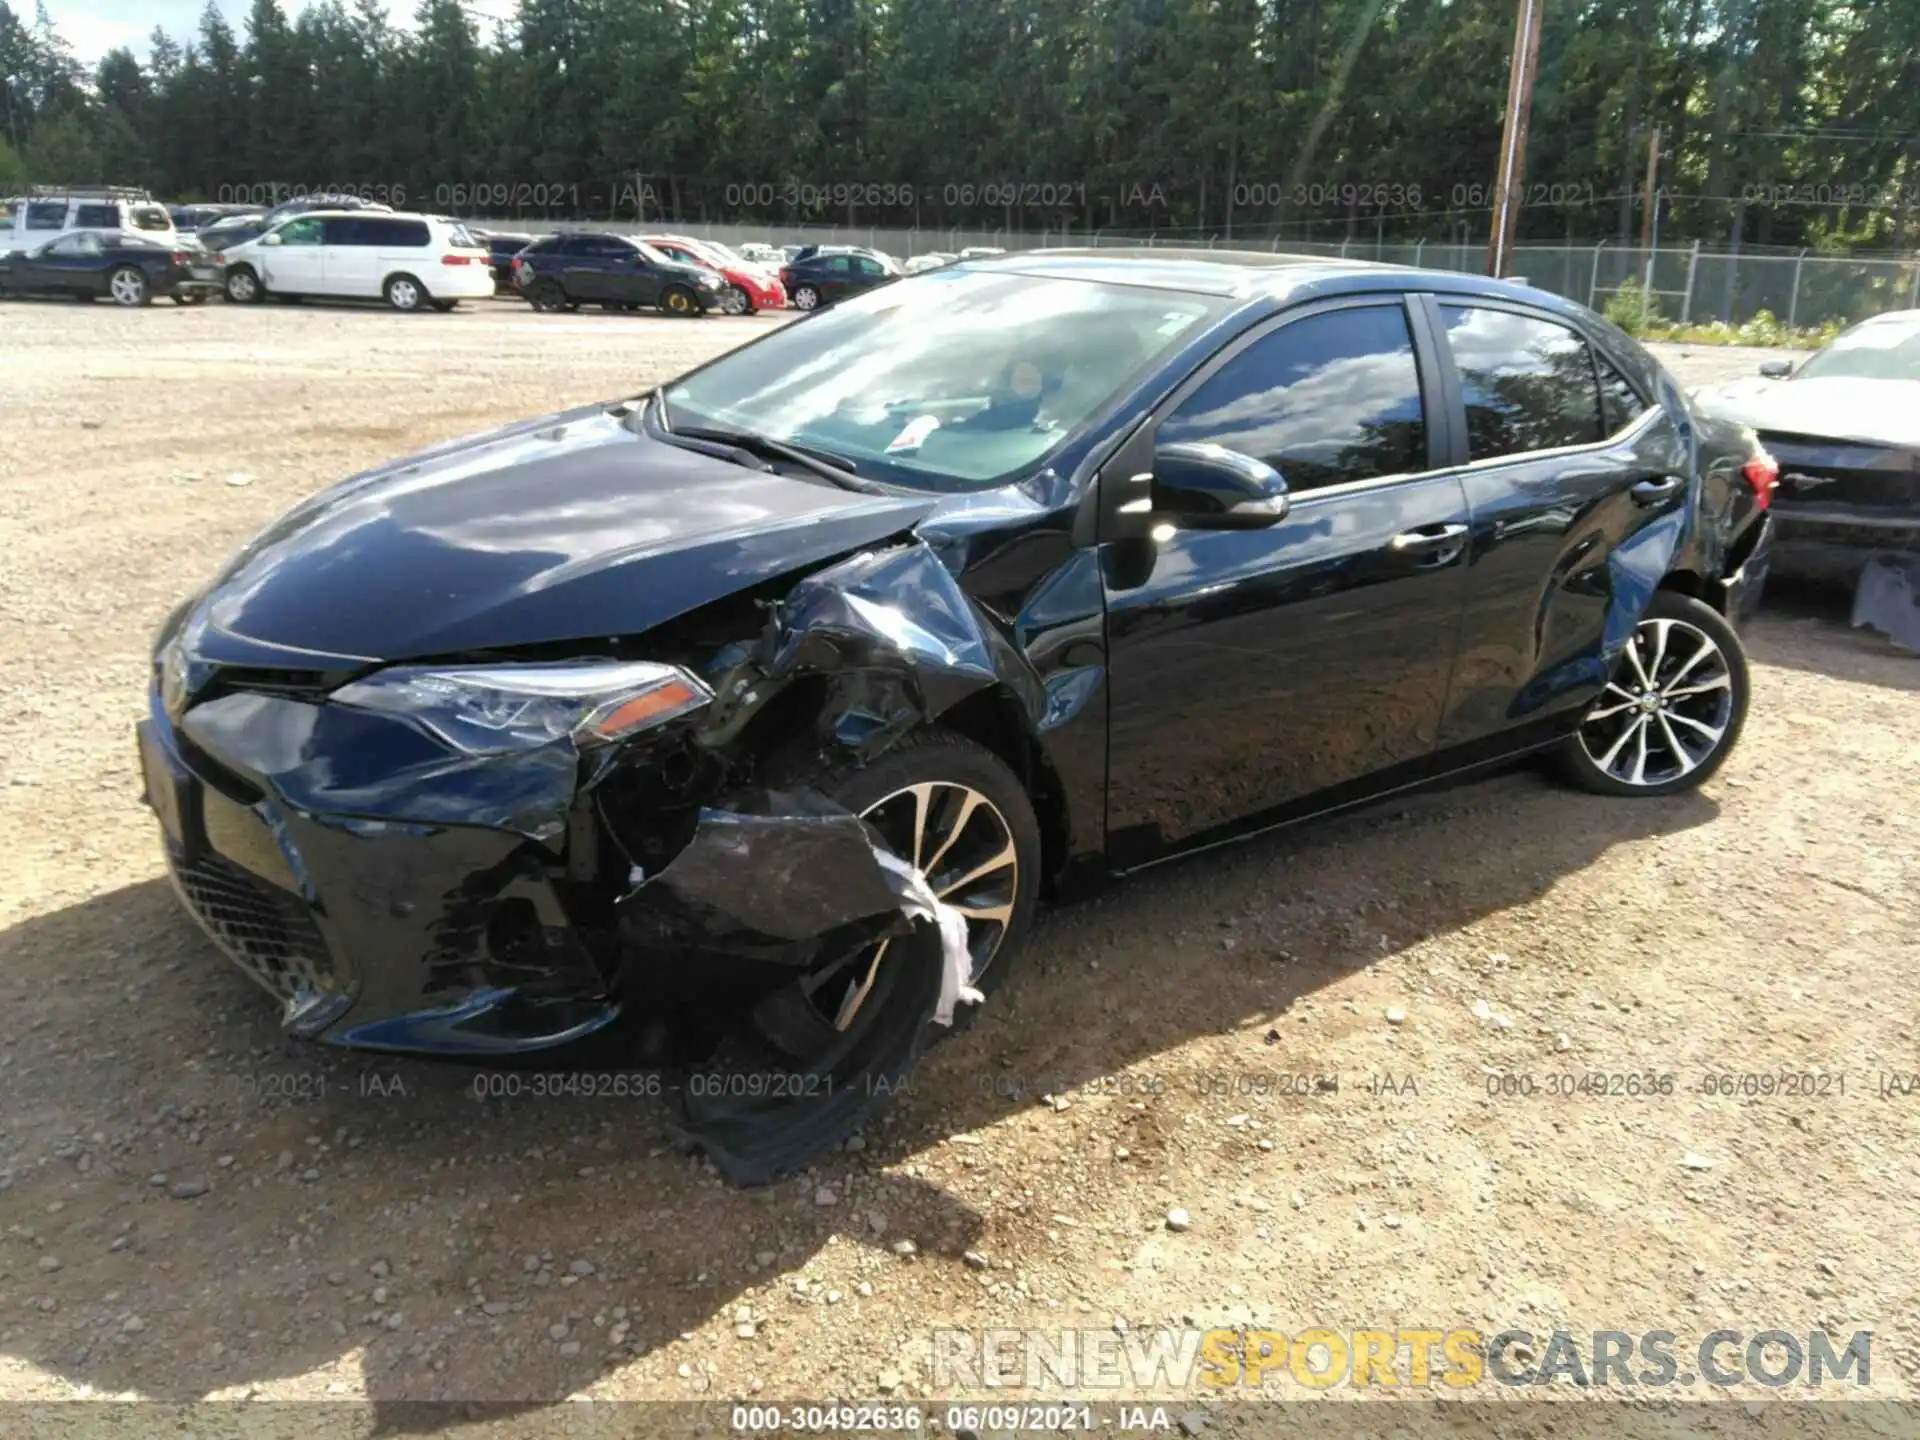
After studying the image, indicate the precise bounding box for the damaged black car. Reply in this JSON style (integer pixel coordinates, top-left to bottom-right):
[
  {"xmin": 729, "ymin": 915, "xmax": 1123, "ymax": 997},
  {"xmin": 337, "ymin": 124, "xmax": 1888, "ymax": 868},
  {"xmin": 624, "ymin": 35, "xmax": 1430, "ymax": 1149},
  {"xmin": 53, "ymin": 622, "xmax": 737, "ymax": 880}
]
[{"xmin": 140, "ymin": 250, "xmax": 1774, "ymax": 1182}]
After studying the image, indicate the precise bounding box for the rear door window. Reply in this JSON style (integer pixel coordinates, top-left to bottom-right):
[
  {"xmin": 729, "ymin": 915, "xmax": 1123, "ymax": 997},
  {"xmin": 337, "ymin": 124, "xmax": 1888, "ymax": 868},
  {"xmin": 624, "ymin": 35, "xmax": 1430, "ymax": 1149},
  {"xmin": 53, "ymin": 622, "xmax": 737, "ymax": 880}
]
[
  {"xmin": 75, "ymin": 203, "xmax": 118, "ymax": 228},
  {"xmin": 1595, "ymin": 351, "xmax": 1649, "ymax": 434},
  {"xmin": 371, "ymin": 219, "xmax": 429, "ymax": 247},
  {"xmin": 26, "ymin": 201, "xmax": 67, "ymax": 230},
  {"xmin": 323, "ymin": 217, "xmax": 372, "ymax": 245},
  {"xmin": 1440, "ymin": 305, "xmax": 1604, "ymax": 460}
]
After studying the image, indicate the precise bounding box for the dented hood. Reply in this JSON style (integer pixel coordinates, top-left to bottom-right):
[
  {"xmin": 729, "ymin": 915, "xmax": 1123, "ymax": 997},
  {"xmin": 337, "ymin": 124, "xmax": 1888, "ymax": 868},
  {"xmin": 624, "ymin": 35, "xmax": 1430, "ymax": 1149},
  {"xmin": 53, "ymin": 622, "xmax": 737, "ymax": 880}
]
[{"xmin": 200, "ymin": 404, "xmax": 935, "ymax": 661}]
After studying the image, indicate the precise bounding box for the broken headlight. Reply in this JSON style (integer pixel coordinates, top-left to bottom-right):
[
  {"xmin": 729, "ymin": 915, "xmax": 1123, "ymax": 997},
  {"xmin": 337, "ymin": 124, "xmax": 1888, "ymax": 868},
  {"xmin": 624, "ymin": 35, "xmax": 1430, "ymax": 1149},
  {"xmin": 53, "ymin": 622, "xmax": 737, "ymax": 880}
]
[{"xmin": 331, "ymin": 661, "xmax": 712, "ymax": 757}]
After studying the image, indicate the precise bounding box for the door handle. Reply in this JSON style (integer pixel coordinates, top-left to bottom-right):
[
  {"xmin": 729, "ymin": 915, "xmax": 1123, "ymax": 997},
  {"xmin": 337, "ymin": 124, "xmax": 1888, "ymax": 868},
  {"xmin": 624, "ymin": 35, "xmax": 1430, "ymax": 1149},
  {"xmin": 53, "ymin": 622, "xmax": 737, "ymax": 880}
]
[
  {"xmin": 1389, "ymin": 522, "xmax": 1470, "ymax": 554},
  {"xmin": 1630, "ymin": 475, "xmax": 1684, "ymax": 506}
]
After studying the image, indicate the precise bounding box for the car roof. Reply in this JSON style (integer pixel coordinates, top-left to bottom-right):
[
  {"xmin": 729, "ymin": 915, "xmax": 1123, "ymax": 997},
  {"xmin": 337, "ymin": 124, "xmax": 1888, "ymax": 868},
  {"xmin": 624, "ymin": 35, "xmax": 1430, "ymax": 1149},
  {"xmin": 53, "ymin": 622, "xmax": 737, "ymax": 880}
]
[{"xmin": 958, "ymin": 246, "xmax": 1599, "ymax": 319}]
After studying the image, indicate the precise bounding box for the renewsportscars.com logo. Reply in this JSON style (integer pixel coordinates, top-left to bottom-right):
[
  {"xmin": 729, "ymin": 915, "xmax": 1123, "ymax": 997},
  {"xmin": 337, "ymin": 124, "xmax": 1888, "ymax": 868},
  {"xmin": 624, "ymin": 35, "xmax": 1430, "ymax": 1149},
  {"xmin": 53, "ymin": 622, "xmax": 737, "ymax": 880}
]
[{"xmin": 930, "ymin": 1327, "xmax": 1874, "ymax": 1392}]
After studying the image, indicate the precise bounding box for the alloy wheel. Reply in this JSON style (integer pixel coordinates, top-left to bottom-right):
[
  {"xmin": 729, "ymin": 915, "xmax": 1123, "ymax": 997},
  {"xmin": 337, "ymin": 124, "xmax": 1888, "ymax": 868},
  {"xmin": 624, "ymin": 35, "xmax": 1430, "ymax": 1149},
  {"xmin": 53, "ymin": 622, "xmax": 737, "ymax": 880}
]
[
  {"xmin": 804, "ymin": 781, "xmax": 1019, "ymax": 1033},
  {"xmin": 720, "ymin": 285, "xmax": 750, "ymax": 315},
  {"xmin": 109, "ymin": 268, "xmax": 146, "ymax": 306},
  {"xmin": 664, "ymin": 288, "xmax": 693, "ymax": 314},
  {"xmin": 1578, "ymin": 616, "xmax": 1735, "ymax": 787},
  {"xmin": 226, "ymin": 270, "xmax": 257, "ymax": 302},
  {"xmin": 793, "ymin": 285, "xmax": 818, "ymax": 310}
]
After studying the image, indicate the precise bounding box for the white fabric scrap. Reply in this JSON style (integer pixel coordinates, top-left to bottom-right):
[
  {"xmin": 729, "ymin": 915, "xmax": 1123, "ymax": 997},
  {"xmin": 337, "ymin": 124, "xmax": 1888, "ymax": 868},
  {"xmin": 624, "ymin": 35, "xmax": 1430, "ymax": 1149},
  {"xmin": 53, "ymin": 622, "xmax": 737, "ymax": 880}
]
[{"xmin": 872, "ymin": 849, "xmax": 983, "ymax": 1026}]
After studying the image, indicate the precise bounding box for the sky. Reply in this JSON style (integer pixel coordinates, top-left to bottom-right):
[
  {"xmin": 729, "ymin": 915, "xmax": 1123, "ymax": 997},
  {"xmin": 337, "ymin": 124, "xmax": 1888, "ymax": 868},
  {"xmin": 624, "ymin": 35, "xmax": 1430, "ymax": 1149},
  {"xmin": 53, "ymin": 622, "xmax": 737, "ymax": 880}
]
[{"xmin": 42, "ymin": 0, "xmax": 520, "ymax": 66}]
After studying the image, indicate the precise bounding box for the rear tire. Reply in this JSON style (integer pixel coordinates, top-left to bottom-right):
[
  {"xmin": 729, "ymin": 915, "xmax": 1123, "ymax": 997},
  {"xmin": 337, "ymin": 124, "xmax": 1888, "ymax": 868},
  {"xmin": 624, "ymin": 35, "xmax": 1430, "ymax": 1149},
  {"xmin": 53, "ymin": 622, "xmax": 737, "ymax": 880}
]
[
  {"xmin": 384, "ymin": 274, "xmax": 426, "ymax": 312},
  {"xmin": 528, "ymin": 280, "xmax": 567, "ymax": 313},
  {"xmin": 108, "ymin": 267, "xmax": 151, "ymax": 307},
  {"xmin": 1555, "ymin": 590, "xmax": 1749, "ymax": 797},
  {"xmin": 791, "ymin": 283, "xmax": 820, "ymax": 311}
]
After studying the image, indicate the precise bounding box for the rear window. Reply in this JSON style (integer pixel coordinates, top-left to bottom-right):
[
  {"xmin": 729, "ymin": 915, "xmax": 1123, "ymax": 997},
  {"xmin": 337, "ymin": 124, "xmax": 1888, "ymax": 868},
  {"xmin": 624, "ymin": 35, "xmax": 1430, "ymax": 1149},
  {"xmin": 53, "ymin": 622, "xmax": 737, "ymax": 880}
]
[
  {"xmin": 446, "ymin": 222, "xmax": 480, "ymax": 249},
  {"xmin": 129, "ymin": 206, "xmax": 172, "ymax": 232},
  {"xmin": 75, "ymin": 203, "xmax": 117, "ymax": 228},
  {"xmin": 25, "ymin": 201, "xmax": 66, "ymax": 230}
]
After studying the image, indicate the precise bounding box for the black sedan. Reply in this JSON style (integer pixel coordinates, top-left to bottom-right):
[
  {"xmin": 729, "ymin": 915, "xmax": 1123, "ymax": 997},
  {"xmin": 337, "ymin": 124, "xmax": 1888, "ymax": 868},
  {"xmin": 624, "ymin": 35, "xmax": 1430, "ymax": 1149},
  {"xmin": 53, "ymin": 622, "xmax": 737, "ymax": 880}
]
[
  {"xmin": 140, "ymin": 251, "xmax": 1772, "ymax": 1182},
  {"xmin": 1691, "ymin": 310, "xmax": 1920, "ymax": 590},
  {"xmin": 512, "ymin": 232, "xmax": 724, "ymax": 315},
  {"xmin": 0, "ymin": 229, "xmax": 223, "ymax": 305},
  {"xmin": 779, "ymin": 246, "xmax": 897, "ymax": 310}
]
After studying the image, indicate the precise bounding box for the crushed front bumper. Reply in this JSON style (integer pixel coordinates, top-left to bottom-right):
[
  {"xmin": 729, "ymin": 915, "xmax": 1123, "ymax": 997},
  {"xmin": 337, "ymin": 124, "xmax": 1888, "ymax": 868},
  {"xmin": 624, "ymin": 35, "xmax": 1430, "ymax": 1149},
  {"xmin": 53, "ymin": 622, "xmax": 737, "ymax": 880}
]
[{"xmin": 137, "ymin": 688, "xmax": 618, "ymax": 1054}]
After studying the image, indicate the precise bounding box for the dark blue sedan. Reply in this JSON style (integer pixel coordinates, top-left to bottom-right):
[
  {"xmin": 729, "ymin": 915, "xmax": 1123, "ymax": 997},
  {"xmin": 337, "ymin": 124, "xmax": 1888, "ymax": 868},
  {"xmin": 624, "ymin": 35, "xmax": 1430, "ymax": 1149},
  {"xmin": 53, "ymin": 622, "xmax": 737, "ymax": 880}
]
[{"xmin": 0, "ymin": 229, "xmax": 224, "ymax": 306}]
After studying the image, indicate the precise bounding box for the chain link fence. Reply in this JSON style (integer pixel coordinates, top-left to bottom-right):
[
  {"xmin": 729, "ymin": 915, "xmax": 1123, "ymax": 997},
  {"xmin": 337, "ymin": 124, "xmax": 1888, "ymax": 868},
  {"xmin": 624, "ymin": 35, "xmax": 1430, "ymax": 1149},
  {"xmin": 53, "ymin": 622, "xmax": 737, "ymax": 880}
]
[{"xmin": 473, "ymin": 216, "xmax": 1920, "ymax": 330}]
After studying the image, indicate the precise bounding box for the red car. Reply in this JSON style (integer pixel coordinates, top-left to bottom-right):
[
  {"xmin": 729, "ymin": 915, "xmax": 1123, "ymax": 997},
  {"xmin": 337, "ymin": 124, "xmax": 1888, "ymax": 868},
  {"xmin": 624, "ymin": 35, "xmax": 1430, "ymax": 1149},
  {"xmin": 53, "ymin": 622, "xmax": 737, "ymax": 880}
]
[{"xmin": 640, "ymin": 235, "xmax": 785, "ymax": 315}]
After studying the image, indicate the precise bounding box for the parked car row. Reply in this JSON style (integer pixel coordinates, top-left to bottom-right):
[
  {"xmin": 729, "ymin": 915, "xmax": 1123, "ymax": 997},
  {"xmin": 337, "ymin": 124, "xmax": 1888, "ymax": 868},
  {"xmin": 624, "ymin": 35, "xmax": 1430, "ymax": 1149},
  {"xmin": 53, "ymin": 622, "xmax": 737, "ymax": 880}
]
[{"xmin": 4, "ymin": 187, "xmax": 934, "ymax": 318}]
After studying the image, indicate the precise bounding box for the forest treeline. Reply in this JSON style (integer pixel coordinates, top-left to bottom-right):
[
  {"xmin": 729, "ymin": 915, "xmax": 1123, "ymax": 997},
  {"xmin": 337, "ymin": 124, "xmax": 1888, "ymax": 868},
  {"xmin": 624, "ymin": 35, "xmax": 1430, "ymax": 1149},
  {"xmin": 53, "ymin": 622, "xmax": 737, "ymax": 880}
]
[{"xmin": 2, "ymin": 0, "xmax": 1917, "ymax": 247}]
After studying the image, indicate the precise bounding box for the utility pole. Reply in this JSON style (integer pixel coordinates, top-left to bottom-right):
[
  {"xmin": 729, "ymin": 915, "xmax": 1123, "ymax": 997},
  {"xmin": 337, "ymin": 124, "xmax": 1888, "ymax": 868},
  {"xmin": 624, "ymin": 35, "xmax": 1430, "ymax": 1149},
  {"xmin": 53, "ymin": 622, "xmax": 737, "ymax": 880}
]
[
  {"xmin": 1638, "ymin": 126, "xmax": 1661, "ymax": 254},
  {"xmin": 1486, "ymin": 0, "xmax": 1545, "ymax": 277},
  {"xmin": 1638, "ymin": 126, "xmax": 1661, "ymax": 308}
]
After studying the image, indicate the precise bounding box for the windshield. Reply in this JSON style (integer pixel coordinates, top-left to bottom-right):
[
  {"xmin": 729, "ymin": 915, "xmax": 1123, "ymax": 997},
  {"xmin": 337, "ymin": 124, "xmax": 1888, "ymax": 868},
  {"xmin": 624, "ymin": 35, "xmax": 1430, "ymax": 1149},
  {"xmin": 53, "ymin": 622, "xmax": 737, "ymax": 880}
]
[
  {"xmin": 1795, "ymin": 318, "xmax": 1920, "ymax": 382},
  {"xmin": 664, "ymin": 268, "xmax": 1227, "ymax": 490}
]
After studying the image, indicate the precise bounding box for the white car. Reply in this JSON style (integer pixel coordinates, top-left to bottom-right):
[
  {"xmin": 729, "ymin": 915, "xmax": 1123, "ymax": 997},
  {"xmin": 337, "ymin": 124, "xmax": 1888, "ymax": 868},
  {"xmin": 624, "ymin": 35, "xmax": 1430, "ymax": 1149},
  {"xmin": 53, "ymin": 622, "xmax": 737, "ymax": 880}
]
[
  {"xmin": 220, "ymin": 210, "xmax": 493, "ymax": 311},
  {"xmin": 5, "ymin": 187, "xmax": 176, "ymax": 253}
]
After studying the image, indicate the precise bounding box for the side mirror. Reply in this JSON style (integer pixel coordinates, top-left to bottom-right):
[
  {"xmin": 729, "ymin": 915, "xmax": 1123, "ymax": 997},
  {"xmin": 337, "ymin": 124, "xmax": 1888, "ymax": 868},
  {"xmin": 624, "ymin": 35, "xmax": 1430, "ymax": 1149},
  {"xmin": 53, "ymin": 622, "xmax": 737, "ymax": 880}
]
[
  {"xmin": 1150, "ymin": 442, "xmax": 1290, "ymax": 529},
  {"xmin": 1758, "ymin": 358, "xmax": 1793, "ymax": 378},
  {"xmin": 261, "ymin": 232, "xmax": 284, "ymax": 247}
]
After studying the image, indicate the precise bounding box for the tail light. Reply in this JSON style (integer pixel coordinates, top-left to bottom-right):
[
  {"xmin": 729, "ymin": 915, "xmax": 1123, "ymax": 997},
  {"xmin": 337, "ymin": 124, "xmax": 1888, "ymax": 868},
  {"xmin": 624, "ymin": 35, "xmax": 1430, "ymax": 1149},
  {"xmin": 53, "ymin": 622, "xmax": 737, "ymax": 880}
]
[
  {"xmin": 441, "ymin": 254, "xmax": 472, "ymax": 266},
  {"xmin": 1741, "ymin": 450, "xmax": 1779, "ymax": 511},
  {"xmin": 170, "ymin": 251, "xmax": 190, "ymax": 263}
]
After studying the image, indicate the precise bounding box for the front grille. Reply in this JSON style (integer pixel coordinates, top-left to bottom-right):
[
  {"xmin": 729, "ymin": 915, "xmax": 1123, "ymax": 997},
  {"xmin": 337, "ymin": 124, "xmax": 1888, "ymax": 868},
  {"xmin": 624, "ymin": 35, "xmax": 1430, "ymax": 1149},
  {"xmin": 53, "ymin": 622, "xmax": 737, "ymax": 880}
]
[{"xmin": 170, "ymin": 850, "xmax": 335, "ymax": 1009}]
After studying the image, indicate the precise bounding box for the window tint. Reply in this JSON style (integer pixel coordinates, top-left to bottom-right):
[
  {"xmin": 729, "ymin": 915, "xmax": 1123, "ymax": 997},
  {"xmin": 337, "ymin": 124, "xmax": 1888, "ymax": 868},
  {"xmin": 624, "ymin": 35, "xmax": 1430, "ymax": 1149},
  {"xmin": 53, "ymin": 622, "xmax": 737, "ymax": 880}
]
[
  {"xmin": 577, "ymin": 235, "xmax": 629, "ymax": 257},
  {"xmin": 26, "ymin": 201, "xmax": 66, "ymax": 229},
  {"xmin": 1157, "ymin": 305, "xmax": 1428, "ymax": 492},
  {"xmin": 826, "ymin": 256, "xmax": 855, "ymax": 273},
  {"xmin": 1595, "ymin": 351, "xmax": 1648, "ymax": 434},
  {"xmin": 323, "ymin": 217, "xmax": 371, "ymax": 245},
  {"xmin": 857, "ymin": 257, "xmax": 885, "ymax": 277},
  {"xmin": 1441, "ymin": 305, "xmax": 1603, "ymax": 460},
  {"xmin": 75, "ymin": 203, "xmax": 117, "ymax": 228}
]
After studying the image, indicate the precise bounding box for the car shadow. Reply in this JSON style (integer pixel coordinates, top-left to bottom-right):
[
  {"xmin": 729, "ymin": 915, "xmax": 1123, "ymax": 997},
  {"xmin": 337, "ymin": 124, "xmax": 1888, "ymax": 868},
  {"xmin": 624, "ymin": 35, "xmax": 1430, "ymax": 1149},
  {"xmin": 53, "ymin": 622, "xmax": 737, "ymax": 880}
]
[
  {"xmin": 0, "ymin": 760, "xmax": 1716, "ymax": 1416},
  {"xmin": 1747, "ymin": 584, "xmax": 1919, "ymax": 690}
]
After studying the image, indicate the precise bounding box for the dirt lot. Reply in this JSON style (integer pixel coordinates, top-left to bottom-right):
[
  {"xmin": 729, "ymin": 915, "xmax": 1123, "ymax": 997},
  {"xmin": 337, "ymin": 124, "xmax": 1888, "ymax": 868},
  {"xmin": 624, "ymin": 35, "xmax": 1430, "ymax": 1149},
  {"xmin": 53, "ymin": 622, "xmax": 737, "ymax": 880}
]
[{"xmin": 1, "ymin": 300, "xmax": 1915, "ymax": 1421}]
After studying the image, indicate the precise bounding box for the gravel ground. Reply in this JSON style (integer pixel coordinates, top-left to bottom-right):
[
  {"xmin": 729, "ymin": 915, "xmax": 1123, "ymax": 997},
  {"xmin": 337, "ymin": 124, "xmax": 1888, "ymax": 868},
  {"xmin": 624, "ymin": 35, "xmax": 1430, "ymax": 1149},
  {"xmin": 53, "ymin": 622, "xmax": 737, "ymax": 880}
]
[{"xmin": 1, "ymin": 302, "xmax": 1914, "ymax": 1417}]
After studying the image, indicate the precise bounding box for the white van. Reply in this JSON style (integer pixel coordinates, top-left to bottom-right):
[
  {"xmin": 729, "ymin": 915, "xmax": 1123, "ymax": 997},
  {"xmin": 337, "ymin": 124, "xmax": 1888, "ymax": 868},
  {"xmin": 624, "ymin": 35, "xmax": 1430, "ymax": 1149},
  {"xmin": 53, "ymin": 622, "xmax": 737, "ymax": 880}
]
[
  {"xmin": 5, "ymin": 187, "xmax": 176, "ymax": 253},
  {"xmin": 220, "ymin": 210, "xmax": 493, "ymax": 311}
]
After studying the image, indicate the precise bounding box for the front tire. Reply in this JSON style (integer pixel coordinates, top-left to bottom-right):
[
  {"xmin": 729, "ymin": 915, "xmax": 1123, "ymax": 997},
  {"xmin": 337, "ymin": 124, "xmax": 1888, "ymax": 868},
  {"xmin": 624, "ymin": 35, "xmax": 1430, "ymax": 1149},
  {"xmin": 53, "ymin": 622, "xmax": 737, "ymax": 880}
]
[
  {"xmin": 108, "ymin": 266, "xmax": 151, "ymax": 307},
  {"xmin": 384, "ymin": 274, "xmax": 426, "ymax": 312},
  {"xmin": 659, "ymin": 284, "xmax": 698, "ymax": 316},
  {"xmin": 224, "ymin": 266, "xmax": 262, "ymax": 304},
  {"xmin": 1557, "ymin": 591, "xmax": 1749, "ymax": 797},
  {"xmin": 719, "ymin": 284, "xmax": 751, "ymax": 316},
  {"xmin": 675, "ymin": 730, "xmax": 1042, "ymax": 1183}
]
